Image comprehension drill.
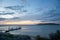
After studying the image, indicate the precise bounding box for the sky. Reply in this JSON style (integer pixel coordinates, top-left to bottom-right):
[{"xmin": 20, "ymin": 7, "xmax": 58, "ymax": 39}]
[{"xmin": 0, "ymin": 0, "xmax": 60, "ymax": 24}]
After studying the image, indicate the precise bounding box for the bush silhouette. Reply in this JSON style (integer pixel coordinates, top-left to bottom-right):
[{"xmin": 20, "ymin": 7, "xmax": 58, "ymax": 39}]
[
  {"xmin": 49, "ymin": 30, "xmax": 60, "ymax": 40},
  {"xmin": 35, "ymin": 35, "xmax": 41, "ymax": 40},
  {"xmin": 35, "ymin": 35, "xmax": 49, "ymax": 40}
]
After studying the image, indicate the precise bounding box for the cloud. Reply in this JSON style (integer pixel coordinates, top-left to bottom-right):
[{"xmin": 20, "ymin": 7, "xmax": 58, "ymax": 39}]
[
  {"xmin": 20, "ymin": 7, "xmax": 60, "ymax": 22},
  {"xmin": 0, "ymin": 7, "xmax": 21, "ymax": 20},
  {"xmin": 37, "ymin": 9, "xmax": 60, "ymax": 21},
  {"xmin": 0, "ymin": 0, "xmax": 60, "ymax": 23},
  {"xmin": 2, "ymin": 5, "xmax": 29, "ymax": 20},
  {"xmin": 2, "ymin": 4, "xmax": 60, "ymax": 23},
  {"xmin": 0, "ymin": 15, "xmax": 15, "ymax": 19},
  {"xmin": 5, "ymin": 5, "xmax": 28, "ymax": 13},
  {"xmin": 5, "ymin": 5, "xmax": 24, "ymax": 10},
  {"xmin": 0, "ymin": 12, "xmax": 14, "ymax": 15},
  {"xmin": 56, "ymin": 0, "xmax": 60, "ymax": 9},
  {"xmin": 0, "ymin": 18, "xmax": 6, "ymax": 21},
  {"xmin": 0, "ymin": 20, "xmax": 40, "ymax": 25}
]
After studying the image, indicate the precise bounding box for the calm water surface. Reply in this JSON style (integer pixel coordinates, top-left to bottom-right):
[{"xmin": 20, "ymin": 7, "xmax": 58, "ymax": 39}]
[{"xmin": 0, "ymin": 25, "xmax": 60, "ymax": 37}]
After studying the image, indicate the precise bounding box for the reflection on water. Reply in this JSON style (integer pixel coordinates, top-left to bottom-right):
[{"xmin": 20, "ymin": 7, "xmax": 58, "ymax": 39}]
[{"xmin": 0, "ymin": 25, "xmax": 60, "ymax": 37}]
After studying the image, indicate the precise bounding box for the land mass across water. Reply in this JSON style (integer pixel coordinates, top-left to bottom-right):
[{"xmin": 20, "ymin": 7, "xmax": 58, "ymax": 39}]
[{"xmin": 37, "ymin": 23, "xmax": 60, "ymax": 25}]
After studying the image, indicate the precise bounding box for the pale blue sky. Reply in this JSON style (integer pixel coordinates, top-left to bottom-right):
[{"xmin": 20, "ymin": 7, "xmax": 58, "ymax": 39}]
[{"xmin": 0, "ymin": 0, "xmax": 60, "ymax": 23}]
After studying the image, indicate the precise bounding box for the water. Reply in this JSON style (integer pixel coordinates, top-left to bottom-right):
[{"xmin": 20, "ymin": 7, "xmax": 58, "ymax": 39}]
[{"xmin": 0, "ymin": 25, "xmax": 60, "ymax": 37}]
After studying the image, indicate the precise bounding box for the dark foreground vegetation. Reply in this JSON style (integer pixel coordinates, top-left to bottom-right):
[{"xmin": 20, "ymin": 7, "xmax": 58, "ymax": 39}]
[
  {"xmin": 0, "ymin": 33, "xmax": 31, "ymax": 40},
  {"xmin": 0, "ymin": 30, "xmax": 60, "ymax": 40}
]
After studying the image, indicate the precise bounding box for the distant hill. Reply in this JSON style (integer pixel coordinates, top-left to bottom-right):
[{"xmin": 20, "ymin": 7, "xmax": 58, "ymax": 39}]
[{"xmin": 37, "ymin": 23, "xmax": 60, "ymax": 25}]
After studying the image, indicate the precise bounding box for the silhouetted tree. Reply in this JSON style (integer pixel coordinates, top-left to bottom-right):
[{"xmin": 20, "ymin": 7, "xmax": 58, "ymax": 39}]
[
  {"xmin": 35, "ymin": 35, "xmax": 41, "ymax": 40},
  {"xmin": 49, "ymin": 30, "xmax": 60, "ymax": 40}
]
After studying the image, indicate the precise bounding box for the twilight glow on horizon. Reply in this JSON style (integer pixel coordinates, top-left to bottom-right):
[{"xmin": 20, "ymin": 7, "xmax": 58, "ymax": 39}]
[{"xmin": 0, "ymin": 0, "xmax": 60, "ymax": 25}]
